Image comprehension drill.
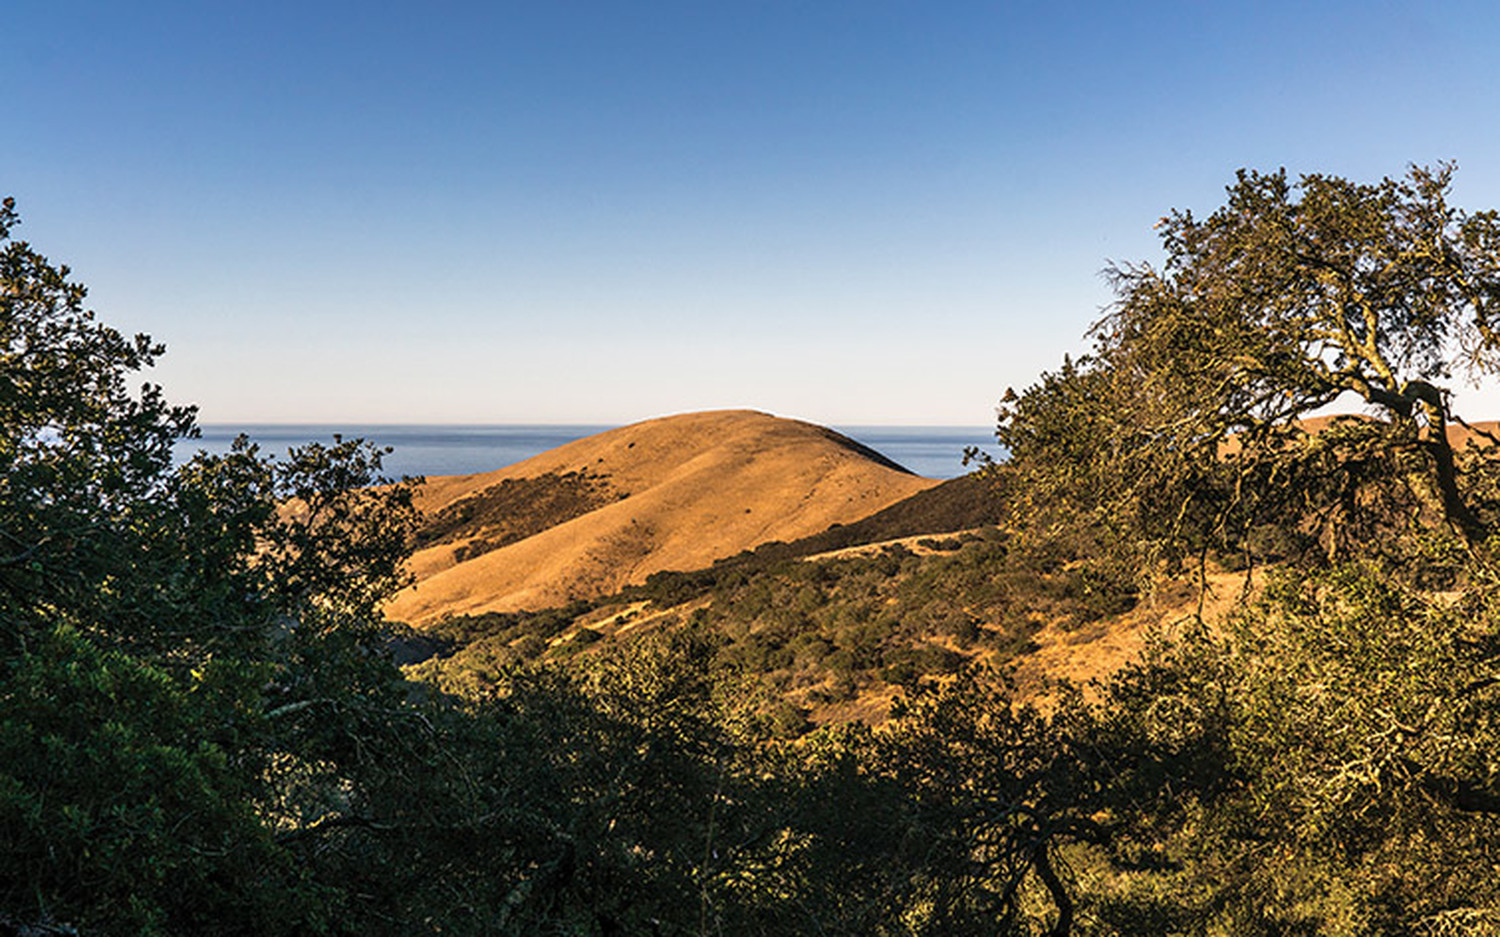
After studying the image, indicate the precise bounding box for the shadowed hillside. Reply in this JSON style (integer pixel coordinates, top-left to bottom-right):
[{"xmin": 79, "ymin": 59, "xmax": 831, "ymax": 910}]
[
  {"xmin": 412, "ymin": 469, "xmax": 624, "ymax": 563},
  {"xmin": 708, "ymin": 471, "xmax": 1010, "ymax": 568}
]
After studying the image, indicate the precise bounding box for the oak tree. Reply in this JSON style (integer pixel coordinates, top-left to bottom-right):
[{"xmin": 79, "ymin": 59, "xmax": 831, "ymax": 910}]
[{"xmin": 1001, "ymin": 164, "xmax": 1500, "ymax": 569}]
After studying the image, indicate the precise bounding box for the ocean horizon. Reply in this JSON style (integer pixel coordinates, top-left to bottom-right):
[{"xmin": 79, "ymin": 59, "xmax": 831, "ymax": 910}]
[{"xmin": 176, "ymin": 423, "xmax": 1000, "ymax": 480}]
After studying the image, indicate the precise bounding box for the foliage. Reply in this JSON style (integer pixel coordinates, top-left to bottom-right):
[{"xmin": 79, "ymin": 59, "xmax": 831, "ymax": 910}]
[
  {"xmin": 977, "ymin": 165, "xmax": 1500, "ymax": 932},
  {"xmin": 1080, "ymin": 554, "xmax": 1500, "ymax": 934},
  {"xmin": 11, "ymin": 167, "xmax": 1500, "ymax": 936},
  {"xmin": 999, "ymin": 165, "xmax": 1500, "ymax": 576}
]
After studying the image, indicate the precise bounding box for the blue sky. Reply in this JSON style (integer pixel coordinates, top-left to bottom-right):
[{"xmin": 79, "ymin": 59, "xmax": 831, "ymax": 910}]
[{"xmin": 8, "ymin": 1, "xmax": 1500, "ymax": 424}]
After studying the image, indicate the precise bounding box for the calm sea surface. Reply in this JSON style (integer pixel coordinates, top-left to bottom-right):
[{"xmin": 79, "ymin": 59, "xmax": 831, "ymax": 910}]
[{"xmin": 178, "ymin": 424, "xmax": 1000, "ymax": 480}]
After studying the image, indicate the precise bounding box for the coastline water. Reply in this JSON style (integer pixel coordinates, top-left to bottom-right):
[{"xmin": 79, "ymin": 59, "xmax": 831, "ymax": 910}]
[{"xmin": 177, "ymin": 423, "xmax": 1000, "ymax": 480}]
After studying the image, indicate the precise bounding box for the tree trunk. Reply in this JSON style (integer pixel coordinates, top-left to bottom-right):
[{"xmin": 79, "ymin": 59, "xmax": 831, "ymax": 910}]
[
  {"xmin": 1420, "ymin": 406, "xmax": 1486, "ymax": 544},
  {"xmin": 1032, "ymin": 843, "xmax": 1074, "ymax": 937}
]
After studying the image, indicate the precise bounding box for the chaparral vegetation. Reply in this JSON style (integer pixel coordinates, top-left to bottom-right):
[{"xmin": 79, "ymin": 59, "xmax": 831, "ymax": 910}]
[{"xmin": 5, "ymin": 165, "xmax": 1500, "ymax": 936}]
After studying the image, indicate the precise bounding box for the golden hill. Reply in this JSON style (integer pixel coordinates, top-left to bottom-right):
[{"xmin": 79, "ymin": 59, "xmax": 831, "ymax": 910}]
[{"xmin": 385, "ymin": 410, "xmax": 940, "ymax": 625}]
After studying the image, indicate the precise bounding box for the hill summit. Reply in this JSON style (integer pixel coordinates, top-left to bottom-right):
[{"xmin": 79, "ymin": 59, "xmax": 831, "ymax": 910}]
[{"xmin": 384, "ymin": 410, "xmax": 940, "ymax": 624}]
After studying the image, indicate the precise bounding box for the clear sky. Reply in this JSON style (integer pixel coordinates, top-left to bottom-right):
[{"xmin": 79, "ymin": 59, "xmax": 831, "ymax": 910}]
[{"xmin": 8, "ymin": 1, "xmax": 1500, "ymax": 425}]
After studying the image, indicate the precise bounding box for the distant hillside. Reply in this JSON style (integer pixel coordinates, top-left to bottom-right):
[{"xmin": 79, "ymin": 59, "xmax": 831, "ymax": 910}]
[{"xmin": 385, "ymin": 410, "xmax": 941, "ymax": 624}]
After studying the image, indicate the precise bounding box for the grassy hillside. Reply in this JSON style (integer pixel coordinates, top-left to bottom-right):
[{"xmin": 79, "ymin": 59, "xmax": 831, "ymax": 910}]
[
  {"xmin": 407, "ymin": 514, "xmax": 1147, "ymax": 728},
  {"xmin": 386, "ymin": 410, "xmax": 939, "ymax": 623}
]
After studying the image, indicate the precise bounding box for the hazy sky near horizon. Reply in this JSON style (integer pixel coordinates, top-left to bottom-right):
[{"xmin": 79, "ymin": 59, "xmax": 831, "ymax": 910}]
[{"xmin": 9, "ymin": 1, "xmax": 1500, "ymax": 425}]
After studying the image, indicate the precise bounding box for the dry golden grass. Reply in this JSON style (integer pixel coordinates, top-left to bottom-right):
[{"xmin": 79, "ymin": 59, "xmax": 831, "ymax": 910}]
[
  {"xmin": 386, "ymin": 410, "xmax": 938, "ymax": 625},
  {"xmin": 1007, "ymin": 568, "xmax": 1252, "ymax": 704}
]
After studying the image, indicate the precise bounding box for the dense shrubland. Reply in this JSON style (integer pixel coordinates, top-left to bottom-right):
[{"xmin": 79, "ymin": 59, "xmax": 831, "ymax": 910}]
[
  {"xmin": 416, "ymin": 529, "xmax": 1137, "ymax": 716},
  {"xmin": 7, "ymin": 165, "xmax": 1500, "ymax": 936}
]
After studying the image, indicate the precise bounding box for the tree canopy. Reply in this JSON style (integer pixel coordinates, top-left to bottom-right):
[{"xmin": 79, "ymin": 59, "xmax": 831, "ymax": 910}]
[{"xmin": 1001, "ymin": 164, "xmax": 1500, "ymax": 571}]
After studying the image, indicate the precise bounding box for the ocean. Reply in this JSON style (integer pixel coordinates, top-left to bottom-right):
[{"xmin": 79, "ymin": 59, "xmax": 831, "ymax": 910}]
[{"xmin": 177, "ymin": 424, "xmax": 1001, "ymax": 481}]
